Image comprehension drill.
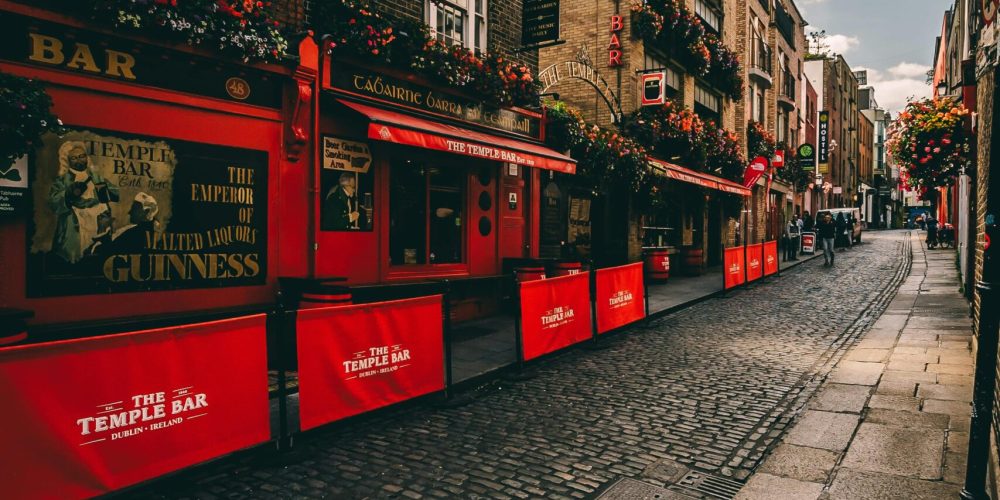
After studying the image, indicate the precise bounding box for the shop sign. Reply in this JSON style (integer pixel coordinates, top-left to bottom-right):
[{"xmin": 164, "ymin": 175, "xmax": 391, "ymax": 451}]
[
  {"xmin": 27, "ymin": 127, "xmax": 268, "ymax": 297},
  {"xmin": 522, "ymin": 0, "xmax": 560, "ymax": 46},
  {"xmin": 295, "ymin": 296, "xmax": 445, "ymax": 430},
  {"xmin": 742, "ymin": 156, "xmax": 768, "ymax": 189},
  {"xmin": 772, "ymin": 149, "xmax": 785, "ymax": 168},
  {"xmin": 0, "ymin": 14, "xmax": 282, "ymax": 108},
  {"xmin": 322, "ymin": 137, "xmax": 371, "ymax": 173},
  {"xmin": 608, "ymin": 15, "xmax": 624, "ymax": 67},
  {"xmin": 818, "ymin": 111, "xmax": 830, "ymax": 173},
  {"xmin": 984, "ymin": 0, "xmax": 999, "ymax": 26},
  {"xmin": 0, "ymin": 314, "xmax": 270, "ymax": 499},
  {"xmin": 833, "ymin": 186, "xmax": 843, "ymax": 194},
  {"xmin": 320, "ymin": 137, "xmax": 374, "ymax": 232},
  {"xmin": 329, "ymin": 62, "xmax": 541, "ymax": 140},
  {"xmin": 595, "ymin": 262, "xmax": 645, "ymax": 334},
  {"xmin": 537, "ymin": 59, "xmax": 623, "ymax": 121},
  {"xmin": 798, "ymin": 143, "xmax": 815, "ymax": 171},
  {"xmin": 640, "ymin": 72, "xmax": 666, "ymax": 106},
  {"xmin": 519, "ymin": 273, "xmax": 593, "ymax": 361},
  {"xmin": 0, "ymin": 156, "xmax": 29, "ymax": 216}
]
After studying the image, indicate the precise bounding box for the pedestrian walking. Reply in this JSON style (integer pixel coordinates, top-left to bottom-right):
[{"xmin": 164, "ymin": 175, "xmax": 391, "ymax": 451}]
[
  {"xmin": 803, "ymin": 211, "xmax": 814, "ymax": 232},
  {"xmin": 846, "ymin": 214, "xmax": 856, "ymax": 248},
  {"xmin": 835, "ymin": 212, "xmax": 848, "ymax": 251},
  {"xmin": 817, "ymin": 212, "xmax": 836, "ymax": 266}
]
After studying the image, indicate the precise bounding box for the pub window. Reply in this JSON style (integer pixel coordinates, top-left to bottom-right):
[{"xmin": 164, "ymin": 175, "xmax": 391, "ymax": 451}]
[
  {"xmin": 694, "ymin": 83, "xmax": 721, "ymax": 122},
  {"xmin": 695, "ymin": 0, "xmax": 721, "ymax": 34},
  {"xmin": 643, "ymin": 53, "xmax": 682, "ymax": 97},
  {"xmin": 428, "ymin": 0, "xmax": 487, "ymax": 54},
  {"xmin": 389, "ymin": 159, "xmax": 465, "ymax": 265}
]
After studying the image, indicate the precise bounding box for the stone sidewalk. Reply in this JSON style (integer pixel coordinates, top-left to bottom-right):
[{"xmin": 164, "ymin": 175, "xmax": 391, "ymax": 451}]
[{"xmin": 736, "ymin": 232, "xmax": 974, "ymax": 499}]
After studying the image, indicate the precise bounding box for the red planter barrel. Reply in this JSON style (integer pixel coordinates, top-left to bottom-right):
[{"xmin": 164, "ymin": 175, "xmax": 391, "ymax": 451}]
[
  {"xmin": 515, "ymin": 266, "xmax": 546, "ymax": 282},
  {"xmin": 0, "ymin": 330, "xmax": 27, "ymax": 346},
  {"xmin": 683, "ymin": 248, "xmax": 704, "ymax": 276},
  {"xmin": 299, "ymin": 287, "xmax": 353, "ymax": 308},
  {"xmin": 644, "ymin": 250, "xmax": 670, "ymax": 281},
  {"xmin": 549, "ymin": 261, "xmax": 582, "ymax": 277}
]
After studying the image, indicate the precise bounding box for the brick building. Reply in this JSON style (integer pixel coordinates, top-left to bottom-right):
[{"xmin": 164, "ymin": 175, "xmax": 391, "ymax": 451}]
[
  {"xmin": 537, "ymin": 0, "xmax": 748, "ymax": 268},
  {"xmin": 804, "ymin": 54, "xmax": 860, "ymax": 208}
]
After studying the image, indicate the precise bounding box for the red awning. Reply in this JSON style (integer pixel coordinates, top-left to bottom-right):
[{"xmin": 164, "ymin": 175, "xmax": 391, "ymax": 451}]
[
  {"xmin": 336, "ymin": 98, "xmax": 576, "ymax": 174},
  {"xmin": 648, "ymin": 157, "xmax": 751, "ymax": 197}
]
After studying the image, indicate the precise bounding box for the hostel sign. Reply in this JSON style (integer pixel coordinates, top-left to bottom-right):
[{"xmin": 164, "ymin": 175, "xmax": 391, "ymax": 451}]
[{"xmin": 818, "ymin": 111, "xmax": 830, "ymax": 174}]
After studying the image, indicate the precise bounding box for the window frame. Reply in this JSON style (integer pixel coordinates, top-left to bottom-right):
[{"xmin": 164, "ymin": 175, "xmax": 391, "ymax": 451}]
[
  {"xmin": 388, "ymin": 157, "xmax": 469, "ymax": 270},
  {"xmin": 694, "ymin": 0, "xmax": 722, "ymax": 34},
  {"xmin": 427, "ymin": 0, "xmax": 487, "ymax": 54}
]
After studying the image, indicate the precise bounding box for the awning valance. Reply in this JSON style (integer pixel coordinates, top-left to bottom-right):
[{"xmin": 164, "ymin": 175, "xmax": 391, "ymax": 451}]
[
  {"xmin": 648, "ymin": 157, "xmax": 751, "ymax": 197},
  {"xmin": 335, "ymin": 98, "xmax": 576, "ymax": 174}
]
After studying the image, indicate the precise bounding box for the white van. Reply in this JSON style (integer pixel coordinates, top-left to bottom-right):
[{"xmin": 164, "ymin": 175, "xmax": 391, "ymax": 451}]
[{"xmin": 815, "ymin": 208, "xmax": 863, "ymax": 243}]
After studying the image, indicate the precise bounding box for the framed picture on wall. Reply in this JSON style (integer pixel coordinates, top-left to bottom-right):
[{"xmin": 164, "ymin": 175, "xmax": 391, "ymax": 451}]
[{"xmin": 320, "ymin": 136, "xmax": 373, "ymax": 232}]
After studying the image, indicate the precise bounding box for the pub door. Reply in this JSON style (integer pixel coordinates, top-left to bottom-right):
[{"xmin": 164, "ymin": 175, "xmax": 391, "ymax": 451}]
[{"xmin": 499, "ymin": 163, "xmax": 529, "ymax": 259}]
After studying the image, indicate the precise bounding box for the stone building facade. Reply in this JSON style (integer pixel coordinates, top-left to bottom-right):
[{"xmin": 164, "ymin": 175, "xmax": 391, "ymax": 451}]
[{"xmin": 805, "ymin": 55, "xmax": 860, "ymax": 208}]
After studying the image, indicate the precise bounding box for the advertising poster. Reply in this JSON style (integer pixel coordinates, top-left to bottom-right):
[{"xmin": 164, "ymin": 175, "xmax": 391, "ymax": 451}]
[
  {"xmin": 0, "ymin": 155, "xmax": 29, "ymax": 215},
  {"xmin": 320, "ymin": 136, "xmax": 374, "ymax": 231},
  {"xmin": 595, "ymin": 263, "xmax": 646, "ymax": 334},
  {"xmin": 0, "ymin": 315, "xmax": 270, "ymax": 499},
  {"xmin": 27, "ymin": 127, "xmax": 267, "ymax": 296},
  {"xmin": 763, "ymin": 241, "xmax": 779, "ymax": 276},
  {"xmin": 801, "ymin": 232, "xmax": 816, "ymax": 254},
  {"xmin": 723, "ymin": 247, "xmax": 745, "ymax": 290},
  {"xmin": 296, "ymin": 296, "xmax": 445, "ymax": 431},
  {"xmin": 519, "ymin": 272, "xmax": 592, "ymax": 360},
  {"xmin": 746, "ymin": 243, "xmax": 764, "ymax": 282}
]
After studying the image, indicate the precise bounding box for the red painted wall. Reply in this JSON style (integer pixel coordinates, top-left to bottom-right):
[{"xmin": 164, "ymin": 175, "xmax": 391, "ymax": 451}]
[{"xmin": 0, "ymin": 62, "xmax": 287, "ymax": 326}]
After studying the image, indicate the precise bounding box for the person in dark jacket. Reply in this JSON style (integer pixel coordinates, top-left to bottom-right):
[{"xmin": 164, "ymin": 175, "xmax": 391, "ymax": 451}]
[
  {"xmin": 816, "ymin": 213, "xmax": 836, "ymax": 266},
  {"xmin": 834, "ymin": 213, "xmax": 848, "ymax": 250},
  {"xmin": 803, "ymin": 211, "xmax": 814, "ymax": 231}
]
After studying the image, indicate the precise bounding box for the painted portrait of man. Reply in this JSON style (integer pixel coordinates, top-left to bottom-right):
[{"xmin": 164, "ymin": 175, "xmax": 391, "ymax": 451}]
[{"xmin": 46, "ymin": 141, "xmax": 120, "ymax": 264}]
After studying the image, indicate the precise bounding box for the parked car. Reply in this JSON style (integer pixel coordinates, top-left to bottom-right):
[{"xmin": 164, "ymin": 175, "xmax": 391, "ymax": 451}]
[{"xmin": 816, "ymin": 208, "xmax": 863, "ymax": 243}]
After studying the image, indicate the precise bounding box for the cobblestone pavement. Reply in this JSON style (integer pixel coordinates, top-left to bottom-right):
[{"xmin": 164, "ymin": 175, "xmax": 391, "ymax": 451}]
[{"xmin": 134, "ymin": 231, "xmax": 911, "ymax": 500}]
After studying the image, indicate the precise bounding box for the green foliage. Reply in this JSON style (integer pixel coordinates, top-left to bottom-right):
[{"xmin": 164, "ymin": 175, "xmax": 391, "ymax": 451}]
[
  {"xmin": 0, "ymin": 71, "xmax": 62, "ymax": 168},
  {"xmin": 313, "ymin": 0, "xmax": 540, "ymax": 107},
  {"xmin": 89, "ymin": 0, "xmax": 289, "ymax": 62}
]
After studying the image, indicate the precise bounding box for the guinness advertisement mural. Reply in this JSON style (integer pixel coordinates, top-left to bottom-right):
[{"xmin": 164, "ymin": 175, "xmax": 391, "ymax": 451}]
[{"xmin": 27, "ymin": 128, "xmax": 268, "ymax": 296}]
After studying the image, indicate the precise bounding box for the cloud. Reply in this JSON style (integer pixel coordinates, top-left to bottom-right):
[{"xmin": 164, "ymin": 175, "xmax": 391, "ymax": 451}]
[
  {"xmin": 805, "ymin": 25, "xmax": 860, "ymax": 55},
  {"xmin": 852, "ymin": 65, "xmax": 931, "ymax": 116},
  {"xmin": 888, "ymin": 62, "xmax": 932, "ymax": 79}
]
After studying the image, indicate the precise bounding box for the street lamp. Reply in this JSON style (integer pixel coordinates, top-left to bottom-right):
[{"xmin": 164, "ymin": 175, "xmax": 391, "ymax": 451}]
[{"xmin": 936, "ymin": 81, "xmax": 948, "ymax": 97}]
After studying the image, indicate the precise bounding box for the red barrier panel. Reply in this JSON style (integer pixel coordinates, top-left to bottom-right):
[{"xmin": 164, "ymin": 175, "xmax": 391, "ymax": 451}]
[
  {"xmin": 763, "ymin": 241, "xmax": 779, "ymax": 276},
  {"xmin": 519, "ymin": 272, "xmax": 593, "ymax": 361},
  {"xmin": 746, "ymin": 243, "xmax": 764, "ymax": 282},
  {"xmin": 723, "ymin": 247, "xmax": 745, "ymax": 289},
  {"xmin": 296, "ymin": 296, "xmax": 445, "ymax": 431},
  {"xmin": 595, "ymin": 263, "xmax": 646, "ymax": 334},
  {"xmin": 0, "ymin": 315, "xmax": 270, "ymax": 499}
]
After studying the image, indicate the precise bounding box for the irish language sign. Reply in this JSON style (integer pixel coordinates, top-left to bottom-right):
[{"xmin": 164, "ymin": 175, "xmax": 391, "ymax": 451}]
[
  {"xmin": 0, "ymin": 315, "xmax": 270, "ymax": 499},
  {"xmin": 27, "ymin": 127, "xmax": 267, "ymax": 296}
]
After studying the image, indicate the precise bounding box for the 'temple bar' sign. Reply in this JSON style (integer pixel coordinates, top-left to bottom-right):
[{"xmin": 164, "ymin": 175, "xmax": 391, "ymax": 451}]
[{"xmin": 522, "ymin": 0, "xmax": 560, "ymax": 46}]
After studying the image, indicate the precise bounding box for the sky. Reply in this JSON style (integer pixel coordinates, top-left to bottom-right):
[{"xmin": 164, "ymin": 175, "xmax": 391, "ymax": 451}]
[{"xmin": 796, "ymin": 0, "xmax": 948, "ymax": 116}]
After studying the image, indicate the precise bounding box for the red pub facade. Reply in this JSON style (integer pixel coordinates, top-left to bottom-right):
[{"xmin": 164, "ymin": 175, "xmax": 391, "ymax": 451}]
[{"xmin": 0, "ymin": 2, "xmax": 569, "ymax": 331}]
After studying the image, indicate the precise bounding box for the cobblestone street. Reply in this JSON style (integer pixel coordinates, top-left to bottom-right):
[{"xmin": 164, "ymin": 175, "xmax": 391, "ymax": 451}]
[{"xmin": 135, "ymin": 231, "xmax": 911, "ymax": 499}]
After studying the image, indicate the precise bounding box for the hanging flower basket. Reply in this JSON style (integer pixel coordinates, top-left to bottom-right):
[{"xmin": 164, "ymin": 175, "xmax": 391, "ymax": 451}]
[
  {"xmin": 887, "ymin": 96, "xmax": 971, "ymax": 198},
  {"xmin": 88, "ymin": 0, "xmax": 289, "ymax": 62},
  {"xmin": 0, "ymin": 71, "xmax": 63, "ymax": 169},
  {"xmin": 314, "ymin": 0, "xmax": 540, "ymax": 107}
]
